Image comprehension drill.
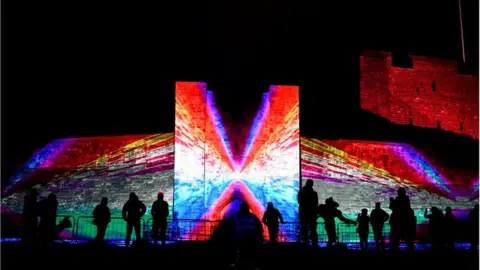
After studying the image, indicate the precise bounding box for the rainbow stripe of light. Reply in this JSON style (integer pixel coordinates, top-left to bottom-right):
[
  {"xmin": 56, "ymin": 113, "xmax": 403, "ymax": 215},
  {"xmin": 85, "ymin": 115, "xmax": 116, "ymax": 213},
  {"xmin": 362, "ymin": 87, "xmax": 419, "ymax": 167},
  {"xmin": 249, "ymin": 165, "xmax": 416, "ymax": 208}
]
[
  {"xmin": 2, "ymin": 133, "xmax": 175, "ymax": 239},
  {"xmin": 301, "ymin": 138, "xmax": 478, "ymax": 216}
]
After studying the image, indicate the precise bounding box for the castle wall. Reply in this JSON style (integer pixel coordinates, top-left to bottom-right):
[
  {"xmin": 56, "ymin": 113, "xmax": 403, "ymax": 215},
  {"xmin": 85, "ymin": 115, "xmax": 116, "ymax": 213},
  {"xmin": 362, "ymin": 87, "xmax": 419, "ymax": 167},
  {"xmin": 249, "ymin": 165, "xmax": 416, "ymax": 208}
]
[{"xmin": 360, "ymin": 50, "xmax": 479, "ymax": 138}]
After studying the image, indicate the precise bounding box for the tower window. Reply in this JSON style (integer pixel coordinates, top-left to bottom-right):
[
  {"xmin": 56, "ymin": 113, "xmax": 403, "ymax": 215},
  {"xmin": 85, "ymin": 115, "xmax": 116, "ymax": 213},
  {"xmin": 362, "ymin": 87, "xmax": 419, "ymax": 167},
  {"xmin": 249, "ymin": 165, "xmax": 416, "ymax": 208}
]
[
  {"xmin": 437, "ymin": 121, "xmax": 441, "ymax": 129},
  {"xmin": 432, "ymin": 80, "xmax": 436, "ymax": 92},
  {"xmin": 409, "ymin": 118, "xmax": 413, "ymax": 126},
  {"xmin": 460, "ymin": 122, "xmax": 464, "ymax": 131}
]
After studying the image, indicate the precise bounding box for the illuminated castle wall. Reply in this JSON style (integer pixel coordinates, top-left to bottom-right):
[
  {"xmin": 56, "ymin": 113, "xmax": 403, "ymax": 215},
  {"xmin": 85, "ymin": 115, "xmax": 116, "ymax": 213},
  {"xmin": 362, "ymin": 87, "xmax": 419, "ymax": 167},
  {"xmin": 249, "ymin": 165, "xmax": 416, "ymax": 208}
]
[
  {"xmin": 360, "ymin": 50, "xmax": 479, "ymax": 138},
  {"xmin": 1, "ymin": 80, "xmax": 478, "ymax": 241},
  {"xmin": 2, "ymin": 133, "xmax": 477, "ymax": 240},
  {"xmin": 2, "ymin": 134, "xmax": 175, "ymax": 218},
  {"xmin": 301, "ymin": 138, "xmax": 478, "ymax": 223},
  {"xmin": 174, "ymin": 82, "xmax": 300, "ymax": 240}
]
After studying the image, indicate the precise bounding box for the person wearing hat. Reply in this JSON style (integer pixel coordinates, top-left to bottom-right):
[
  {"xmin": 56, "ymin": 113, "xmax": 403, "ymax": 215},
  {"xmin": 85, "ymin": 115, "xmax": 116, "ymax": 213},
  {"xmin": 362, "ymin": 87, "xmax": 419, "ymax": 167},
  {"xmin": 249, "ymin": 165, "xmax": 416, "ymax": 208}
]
[
  {"xmin": 262, "ymin": 202, "xmax": 285, "ymax": 243},
  {"xmin": 318, "ymin": 197, "xmax": 356, "ymax": 247},
  {"xmin": 151, "ymin": 192, "xmax": 169, "ymax": 245}
]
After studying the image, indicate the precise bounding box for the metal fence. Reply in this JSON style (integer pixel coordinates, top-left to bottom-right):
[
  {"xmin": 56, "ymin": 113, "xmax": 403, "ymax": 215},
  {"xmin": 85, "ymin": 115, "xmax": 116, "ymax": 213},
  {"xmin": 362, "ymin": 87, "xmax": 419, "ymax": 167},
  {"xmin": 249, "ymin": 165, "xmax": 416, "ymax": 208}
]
[
  {"xmin": 3, "ymin": 213, "xmax": 432, "ymax": 243},
  {"xmin": 76, "ymin": 216, "xmax": 146, "ymax": 240}
]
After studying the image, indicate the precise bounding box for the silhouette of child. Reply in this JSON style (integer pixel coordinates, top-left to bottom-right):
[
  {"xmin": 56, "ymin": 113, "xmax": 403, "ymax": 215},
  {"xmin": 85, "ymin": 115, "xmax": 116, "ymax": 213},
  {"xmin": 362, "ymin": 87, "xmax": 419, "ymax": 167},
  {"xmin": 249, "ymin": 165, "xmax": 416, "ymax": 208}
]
[{"xmin": 356, "ymin": 209, "xmax": 370, "ymax": 250}]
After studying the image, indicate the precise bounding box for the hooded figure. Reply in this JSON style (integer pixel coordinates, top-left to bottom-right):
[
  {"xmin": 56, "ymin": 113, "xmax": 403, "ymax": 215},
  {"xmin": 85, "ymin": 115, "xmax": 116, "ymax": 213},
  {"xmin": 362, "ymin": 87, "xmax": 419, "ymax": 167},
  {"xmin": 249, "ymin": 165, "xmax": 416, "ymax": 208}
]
[{"xmin": 122, "ymin": 192, "xmax": 146, "ymax": 247}]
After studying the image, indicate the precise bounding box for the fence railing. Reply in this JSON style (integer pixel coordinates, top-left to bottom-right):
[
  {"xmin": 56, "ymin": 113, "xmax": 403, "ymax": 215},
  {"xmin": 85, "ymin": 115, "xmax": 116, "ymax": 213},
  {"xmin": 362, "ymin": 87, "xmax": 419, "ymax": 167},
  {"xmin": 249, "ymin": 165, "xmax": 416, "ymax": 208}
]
[{"xmin": 2, "ymin": 213, "xmax": 433, "ymax": 243}]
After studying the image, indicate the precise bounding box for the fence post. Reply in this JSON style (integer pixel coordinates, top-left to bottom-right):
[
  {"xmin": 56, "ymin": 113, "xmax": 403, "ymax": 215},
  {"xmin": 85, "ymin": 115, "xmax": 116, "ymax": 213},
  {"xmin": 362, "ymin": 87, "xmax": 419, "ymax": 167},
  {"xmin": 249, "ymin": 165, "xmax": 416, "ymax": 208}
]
[
  {"xmin": 75, "ymin": 216, "xmax": 82, "ymax": 240},
  {"xmin": 72, "ymin": 216, "xmax": 77, "ymax": 240}
]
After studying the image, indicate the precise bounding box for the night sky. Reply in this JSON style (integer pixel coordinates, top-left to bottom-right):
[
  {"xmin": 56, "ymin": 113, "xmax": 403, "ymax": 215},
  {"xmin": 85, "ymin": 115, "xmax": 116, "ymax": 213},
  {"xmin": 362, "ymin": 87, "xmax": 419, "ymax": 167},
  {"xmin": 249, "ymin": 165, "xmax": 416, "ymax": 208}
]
[{"xmin": 2, "ymin": 0, "xmax": 479, "ymax": 182}]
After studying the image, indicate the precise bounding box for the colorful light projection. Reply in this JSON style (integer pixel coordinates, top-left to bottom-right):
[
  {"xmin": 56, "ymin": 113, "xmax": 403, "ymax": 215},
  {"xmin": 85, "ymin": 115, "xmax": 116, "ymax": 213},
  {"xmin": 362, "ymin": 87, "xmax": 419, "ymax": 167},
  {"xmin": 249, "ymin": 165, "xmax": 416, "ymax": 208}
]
[
  {"xmin": 3, "ymin": 78, "xmax": 476, "ymax": 243},
  {"xmin": 174, "ymin": 82, "xmax": 300, "ymax": 241},
  {"xmin": 301, "ymin": 138, "xmax": 479, "ymax": 227},
  {"xmin": 2, "ymin": 133, "xmax": 175, "ymax": 239}
]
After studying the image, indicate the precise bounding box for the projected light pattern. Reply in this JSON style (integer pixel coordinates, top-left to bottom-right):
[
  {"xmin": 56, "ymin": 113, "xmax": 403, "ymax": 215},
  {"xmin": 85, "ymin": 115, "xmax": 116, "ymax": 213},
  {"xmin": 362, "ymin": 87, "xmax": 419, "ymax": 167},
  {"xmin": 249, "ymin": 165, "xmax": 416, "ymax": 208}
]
[
  {"xmin": 174, "ymin": 82, "xmax": 300, "ymax": 241},
  {"xmin": 301, "ymin": 138, "xmax": 479, "ymax": 231},
  {"xmin": 2, "ymin": 133, "xmax": 175, "ymax": 239},
  {"xmin": 3, "ymin": 80, "xmax": 477, "ymax": 244}
]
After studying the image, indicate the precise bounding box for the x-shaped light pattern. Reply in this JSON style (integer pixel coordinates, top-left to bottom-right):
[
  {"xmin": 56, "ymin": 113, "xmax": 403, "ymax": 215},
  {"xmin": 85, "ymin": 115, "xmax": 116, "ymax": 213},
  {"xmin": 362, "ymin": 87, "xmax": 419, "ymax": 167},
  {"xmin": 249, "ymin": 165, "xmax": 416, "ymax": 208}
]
[{"xmin": 174, "ymin": 82, "xmax": 300, "ymax": 241}]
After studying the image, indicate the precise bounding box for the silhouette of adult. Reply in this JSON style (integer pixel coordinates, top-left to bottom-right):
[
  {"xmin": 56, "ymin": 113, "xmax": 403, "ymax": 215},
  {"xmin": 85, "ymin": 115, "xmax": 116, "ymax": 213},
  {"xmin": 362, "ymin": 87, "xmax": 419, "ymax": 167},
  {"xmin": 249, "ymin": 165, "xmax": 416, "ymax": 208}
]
[
  {"xmin": 356, "ymin": 208, "xmax": 370, "ymax": 250},
  {"xmin": 231, "ymin": 203, "xmax": 263, "ymax": 269},
  {"xmin": 93, "ymin": 197, "xmax": 111, "ymax": 243},
  {"xmin": 22, "ymin": 188, "xmax": 38, "ymax": 244},
  {"xmin": 443, "ymin": 207, "xmax": 457, "ymax": 249},
  {"xmin": 424, "ymin": 206, "xmax": 444, "ymax": 249},
  {"xmin": 389, "ymin": 187, "xmax": 415, "ymax": 250},
  {"xmin": 370, "ymin": 202, "xmax": 389, "ymax": 250},
  {"xmin": 298, "ymin": 179, "xmax": 318, "ymax": 246},
  {"xmin": 262, "ymin": 202, "xmax": 284, "ymax": 243},
  {"xmin": 466, "ymin": 204, "xmax": 479, "ymax": 250},
  {"xmin": 122, "ymin": 192, "xmax": 146, "ymax": 247},
  {"xmin": 318, "ymin": 197, "xmax": 357, "ymax": 247},
  {"xmin": 151, "ymin": 192, "xmax": 169, "ymax": 245},
  {"xmin": 37, "ymin": 193, "xmax": 58, "ymax": 244}
]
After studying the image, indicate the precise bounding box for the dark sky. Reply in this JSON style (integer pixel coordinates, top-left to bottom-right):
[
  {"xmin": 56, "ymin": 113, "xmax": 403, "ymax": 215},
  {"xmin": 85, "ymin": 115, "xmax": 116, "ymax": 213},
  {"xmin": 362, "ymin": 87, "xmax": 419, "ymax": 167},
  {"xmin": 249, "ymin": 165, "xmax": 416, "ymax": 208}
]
[{"xmin": 2, "ymin": 0, "xmax": 479, "ymax": 180}]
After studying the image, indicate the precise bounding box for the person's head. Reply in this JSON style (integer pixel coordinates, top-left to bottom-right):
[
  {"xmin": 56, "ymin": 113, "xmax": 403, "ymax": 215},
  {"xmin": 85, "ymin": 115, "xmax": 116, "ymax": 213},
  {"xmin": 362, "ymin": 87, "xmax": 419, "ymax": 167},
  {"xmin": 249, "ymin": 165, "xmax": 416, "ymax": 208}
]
[
  {"xmin": 129, "ymin": 192, "xmax": 137, "ymax": 201},
  {"xmin": 397, "ymin": 187, "xmax": 406, "ymax": 197},
  {"xmin": 445, "ymin": 206, "xmax": 452, "ymax": 214},
  {"xmin": 157, "ymin": 192, "xmax": 164, "ymax": 201},
  {"xmin": 475, "ymin": 204, "xmax": 479, "ymax": 210},
  {"xmin": 305, "ymin": 179, "xmax": 314, "ymax": 189},
  {"xmin": 375, "ymin": 202, "xmax": 381, "ymax": 209},
  {"xmin": 267, "ymin": 202, "xmax": 274, "ymax": 210},
  {"xmin": 239, "ymin": 203, "xmax": 250, "ymax": 213},
  {"xmin": 361, "ymin": 208, "xmax": 368, "ymax": 216},
  {"xmin": 48, "ymin": 193, "xmax": 56, "ymax": 201},
  {"xmin": 101, "ymin": 197, "xmax": 108, "ymax": 205},
  {"xmin": 431, "ymin": 206, "xmax": 439, "ymax": 214},
  {"xmin": 325, "ymin": 197, "xmax": 339, "ymax": 208}
]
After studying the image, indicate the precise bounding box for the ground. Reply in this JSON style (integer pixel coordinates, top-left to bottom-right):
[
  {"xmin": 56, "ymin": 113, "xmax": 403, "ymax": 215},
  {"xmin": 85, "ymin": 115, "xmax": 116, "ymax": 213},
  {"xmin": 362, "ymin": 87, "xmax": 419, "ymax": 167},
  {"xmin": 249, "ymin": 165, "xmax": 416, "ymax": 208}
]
[{"xmin": 1, "ymin": 242, "xmax": 478, "ymax": 270}]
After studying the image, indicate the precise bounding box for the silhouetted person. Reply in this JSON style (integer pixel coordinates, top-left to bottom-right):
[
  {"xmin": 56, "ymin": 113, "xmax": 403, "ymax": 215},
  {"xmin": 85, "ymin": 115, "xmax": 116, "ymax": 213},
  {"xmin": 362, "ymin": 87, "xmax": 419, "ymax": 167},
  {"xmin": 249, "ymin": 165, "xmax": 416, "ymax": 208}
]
[
  {"xmin": 93, "ymin": 197, "xmax": 111, "ymax": 243},
  {"xmin": 151, "ymin": 192, "xmax": 169, "ymax": 245},
  {"xmin": 55, "ymin": 216, "xmax": 72, "ymax": 239},
  {"xmin": 298, "ymin": 179, "xmax": 318, "ymax": 246},
  {"xmin": 370, "ymin": 202, "xmax": 389, "ymax": 250},
  {"xmin": 466, "ymin": 204, "xmax": 479, "ymax": 250},
  {"xmin": 424, "ymin": 207, "xmax": 444, "ymax": 249},
  {"xmin": 318, "ymin": 197, "xmax": 357, "ymax": 247},
  {"xmin": 231, "ymin": 203, "xmax": 263, "ymax": 269},
  {"xmin": 357, "ymin": 208, "xmax": 370, "ymax": 250},
  {"xmin": 37, "ymin": 193, "xmax": 58, "ymax": 244},
  {"xmin": 443, "ymin": 207, "xmax": 457, "ymax": 249},
  {"xmin": 22, "ymin": 188, "xmax": 38, "ymax": 244},
  {"xmin": 122, "ymin": 192, "xmax": 146, "ymax": 247},
  {"xmin": 389, "ymin": 188, "xmax": 414, "ymax": 250},
  {"xmin": 262, "ymin": 202, "xmax": 284, "ymax": 243}
]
